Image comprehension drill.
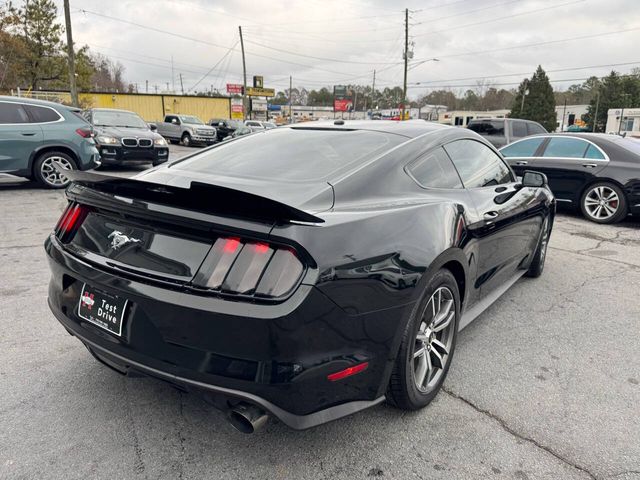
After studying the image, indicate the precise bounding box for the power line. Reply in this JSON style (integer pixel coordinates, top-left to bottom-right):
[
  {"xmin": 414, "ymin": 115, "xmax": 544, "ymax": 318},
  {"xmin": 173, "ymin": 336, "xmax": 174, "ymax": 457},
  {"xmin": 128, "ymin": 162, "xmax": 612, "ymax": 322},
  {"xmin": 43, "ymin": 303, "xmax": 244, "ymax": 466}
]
[
  {"xmin": 416, "ymin": 25, "xmax": 640, "ymax": 62},
  {"xmin": 407, "ymin": 75, "xmax": 629, "ymax": 90},
  {"xmin": 409, "ymin": 61, "xmax": 640, "ymax": 85},
  {"xmin": 72, "ymin": 7, "xmax": 379, "ymax": 77},
  {"xmin": 412, "ymin": 0, "xmax": 521, "ymax": 26},
  {"xmin": 413, "ymin": 0, "xmax": 585, "ymax": 37},
  {"xmin": 188, "ymin": 41, "xmax": 238, "ymax": 92},
  {"xmin": 244, "ymin": 38, "xmax": 402, "ymax": 66}
]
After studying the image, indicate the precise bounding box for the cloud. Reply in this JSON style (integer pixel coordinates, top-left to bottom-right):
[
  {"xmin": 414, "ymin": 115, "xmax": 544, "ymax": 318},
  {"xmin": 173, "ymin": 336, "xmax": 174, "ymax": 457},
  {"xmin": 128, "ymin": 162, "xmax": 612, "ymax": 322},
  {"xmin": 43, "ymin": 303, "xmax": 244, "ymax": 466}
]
[{"xmin": 58, "ymin": 0, "xmax": 640, "ymax": 97}]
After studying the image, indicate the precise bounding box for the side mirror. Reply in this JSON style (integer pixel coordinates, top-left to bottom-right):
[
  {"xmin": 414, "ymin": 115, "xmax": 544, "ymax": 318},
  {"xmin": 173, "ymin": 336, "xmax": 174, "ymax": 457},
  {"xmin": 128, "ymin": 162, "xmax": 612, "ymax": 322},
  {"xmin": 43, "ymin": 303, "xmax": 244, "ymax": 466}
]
[
  {"xmin": 148, "ymin": 123, "xmax": 157, "ymax": 131},
  {"xmin": 171, "ymin": 119, "xmax": 179, "ymax": 125},
  {"xmin": 522, "ymin": 170, "xmax": 548, "ymax": 188}
]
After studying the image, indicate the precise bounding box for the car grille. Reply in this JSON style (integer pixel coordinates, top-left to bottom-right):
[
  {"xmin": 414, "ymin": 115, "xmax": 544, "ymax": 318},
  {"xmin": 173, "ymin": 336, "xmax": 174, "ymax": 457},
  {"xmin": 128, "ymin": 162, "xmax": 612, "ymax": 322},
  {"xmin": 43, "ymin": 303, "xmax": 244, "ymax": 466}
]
[
  {"xmin": 121, "ymin": 138, "xmax": 138, "ymax": 147},
  {"xmin": 196, "ymin": 129, "xmax": 214, "ymax": 136},
  {"xmin": 138, "ymin": 138, "xmax": 153, "ymax": 147}
]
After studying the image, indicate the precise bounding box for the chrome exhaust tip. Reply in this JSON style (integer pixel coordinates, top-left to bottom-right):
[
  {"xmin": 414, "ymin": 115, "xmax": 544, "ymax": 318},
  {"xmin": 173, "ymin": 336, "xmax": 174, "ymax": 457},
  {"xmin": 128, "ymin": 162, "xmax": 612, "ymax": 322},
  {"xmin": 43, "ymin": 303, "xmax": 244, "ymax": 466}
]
[{"xmin": 227, "ymin": 403, "xmax": 269, "ymax": 434}]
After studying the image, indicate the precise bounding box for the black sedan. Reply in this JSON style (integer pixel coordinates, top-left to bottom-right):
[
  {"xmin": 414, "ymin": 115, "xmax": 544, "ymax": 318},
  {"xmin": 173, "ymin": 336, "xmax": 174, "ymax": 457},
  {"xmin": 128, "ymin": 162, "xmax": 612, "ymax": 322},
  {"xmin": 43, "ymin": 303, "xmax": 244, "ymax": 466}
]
[
  {"xmin": 209, "ymin": 118, "xmax": 243, "ymax": 142},
  {"xmin": 83, "ymin": 108, "xmax": 169, "ymax": 167},
  {"xmin": 45, "ymin": 121, "xmax": 554, "ymax": 432},
  {"xmin": 500, "ymin": 133, "xmax": 640, "ymax": 223}
]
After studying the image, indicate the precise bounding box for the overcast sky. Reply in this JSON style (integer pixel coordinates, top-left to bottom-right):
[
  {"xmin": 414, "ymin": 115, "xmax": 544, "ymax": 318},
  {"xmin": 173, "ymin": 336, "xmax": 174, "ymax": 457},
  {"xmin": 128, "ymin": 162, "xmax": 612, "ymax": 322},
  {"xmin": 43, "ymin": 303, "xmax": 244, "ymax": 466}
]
[{"xmin": 54, "ymin": 0, "xmax": 640, "ymax": 98}]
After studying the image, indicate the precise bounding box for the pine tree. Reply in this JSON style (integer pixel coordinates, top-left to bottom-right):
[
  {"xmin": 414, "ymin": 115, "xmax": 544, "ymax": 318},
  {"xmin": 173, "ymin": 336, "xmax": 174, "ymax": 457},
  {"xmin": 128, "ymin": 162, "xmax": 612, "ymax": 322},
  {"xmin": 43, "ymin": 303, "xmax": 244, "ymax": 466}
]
[{"xmin": 509, "ymin": 66, "xmax": 557, "ymax": 131}]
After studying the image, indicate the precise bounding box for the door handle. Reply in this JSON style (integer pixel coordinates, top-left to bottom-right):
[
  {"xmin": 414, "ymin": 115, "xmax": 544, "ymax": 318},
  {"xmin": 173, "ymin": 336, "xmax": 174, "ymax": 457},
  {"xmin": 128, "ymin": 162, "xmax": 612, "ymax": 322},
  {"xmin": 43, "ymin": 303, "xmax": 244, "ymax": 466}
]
[
  {"xmin": 21, "ymin": 132, "xmax": 36, "ymax": 136},
  {"xmin": 582, "ymin": 163, "xmax": 597, "ymax": 168},
  {"xmin": 515, "ymin": 161, "xmax": 528, "ymax": 165},
  {"xmin": 484, "ymin": 211, "xmax": 499, "ymax": 220}
]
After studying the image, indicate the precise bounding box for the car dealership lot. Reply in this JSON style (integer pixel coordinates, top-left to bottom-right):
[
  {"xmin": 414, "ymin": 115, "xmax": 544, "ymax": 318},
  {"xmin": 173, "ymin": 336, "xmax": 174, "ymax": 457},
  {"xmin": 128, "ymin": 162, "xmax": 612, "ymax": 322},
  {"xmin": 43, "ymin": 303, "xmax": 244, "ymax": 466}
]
[{"xmin": 1, "ymin": 145, "xmax": 639, "ymax": 480}]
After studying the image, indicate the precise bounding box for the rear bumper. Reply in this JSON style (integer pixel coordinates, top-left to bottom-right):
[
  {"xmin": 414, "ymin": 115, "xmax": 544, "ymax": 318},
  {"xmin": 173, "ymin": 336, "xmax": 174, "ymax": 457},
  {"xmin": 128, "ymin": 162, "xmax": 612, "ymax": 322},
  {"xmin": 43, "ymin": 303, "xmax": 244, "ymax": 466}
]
[
  {"xmin": 97, "ymin": 145, "xmax": 169, "ymax": 164},
  {"xmin": 45, "ymin": 235, "xmax": 408, "ymax": 428}
]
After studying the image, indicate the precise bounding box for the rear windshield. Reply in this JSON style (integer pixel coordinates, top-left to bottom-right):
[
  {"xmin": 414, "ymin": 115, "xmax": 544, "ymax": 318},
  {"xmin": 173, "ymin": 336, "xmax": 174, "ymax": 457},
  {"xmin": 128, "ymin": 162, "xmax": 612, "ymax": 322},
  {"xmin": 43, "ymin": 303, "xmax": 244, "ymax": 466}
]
[
  {"xmin": 468, "ymin": 120, "xmax": 505, "ymax": 135},
  {"xmin": 614, "ymin": 137, "xmax": 640, "ymax": 157},
  {"xmin": 171, "ymin": 128, "xmax": 404, "ymax": 182}
]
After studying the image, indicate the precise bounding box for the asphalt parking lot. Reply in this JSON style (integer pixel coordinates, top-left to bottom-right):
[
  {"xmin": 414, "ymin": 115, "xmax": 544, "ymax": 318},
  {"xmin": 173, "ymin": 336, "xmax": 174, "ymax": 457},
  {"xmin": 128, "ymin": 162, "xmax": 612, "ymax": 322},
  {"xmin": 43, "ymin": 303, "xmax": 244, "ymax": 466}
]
[{"xmin": 1, "ymin": 144, "xmax": 639, "ymax": 480}]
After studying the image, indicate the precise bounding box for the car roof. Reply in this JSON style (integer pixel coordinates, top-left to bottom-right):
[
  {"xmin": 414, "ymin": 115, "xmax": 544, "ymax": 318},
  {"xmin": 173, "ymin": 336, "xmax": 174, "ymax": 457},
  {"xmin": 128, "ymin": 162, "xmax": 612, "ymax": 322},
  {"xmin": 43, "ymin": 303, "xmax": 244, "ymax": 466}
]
[
  {"xmin": 468, "ymin": 117, "xmax": 538, "ymax": 124},
  {"xmin": 90, "ymin": 107, "xmax": 139, "ymax": 114},
  {"xmin": 0, "ymin": 95, "xmax": 75, "ymax": 111},
  {"xmin": 285, "ymin": 119, "xmax": 450, "ymax": 139}
]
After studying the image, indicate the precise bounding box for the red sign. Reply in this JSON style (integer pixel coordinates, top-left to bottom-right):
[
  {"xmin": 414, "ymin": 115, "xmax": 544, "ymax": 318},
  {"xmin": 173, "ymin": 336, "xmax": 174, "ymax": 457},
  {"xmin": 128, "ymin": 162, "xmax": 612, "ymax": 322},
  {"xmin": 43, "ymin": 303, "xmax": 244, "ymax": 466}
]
[
  {"xmin": 227, "ymin": 83, "xmax": 243, "ymax": 94},
  {"xmin": 231, "ymin": 104, "xmax": 243, "ymax": 113},
  {"xmin": 334, "ymin": 98, "xmax": 353, "ymax": 112}
]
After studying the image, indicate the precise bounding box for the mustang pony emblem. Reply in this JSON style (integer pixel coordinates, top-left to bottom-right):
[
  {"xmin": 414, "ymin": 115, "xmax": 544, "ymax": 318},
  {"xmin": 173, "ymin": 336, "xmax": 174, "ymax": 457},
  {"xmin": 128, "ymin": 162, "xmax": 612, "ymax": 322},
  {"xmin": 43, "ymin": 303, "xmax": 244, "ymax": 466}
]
[{"xmin": 108, "ymin": 231, "xmax": 141, "ymax": 250}]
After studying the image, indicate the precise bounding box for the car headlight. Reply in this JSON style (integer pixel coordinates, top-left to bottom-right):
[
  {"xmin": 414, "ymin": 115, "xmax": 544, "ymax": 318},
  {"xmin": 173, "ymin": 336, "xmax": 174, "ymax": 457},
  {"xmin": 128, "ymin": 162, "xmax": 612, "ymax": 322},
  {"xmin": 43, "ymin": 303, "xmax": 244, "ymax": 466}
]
[
  {"xmin": 97, "ymin": 136, "xmax": 118, "ymax": 144},
  {"xmin": 154, "ymin": 137, "xmax": 168, "ymax": 146}
]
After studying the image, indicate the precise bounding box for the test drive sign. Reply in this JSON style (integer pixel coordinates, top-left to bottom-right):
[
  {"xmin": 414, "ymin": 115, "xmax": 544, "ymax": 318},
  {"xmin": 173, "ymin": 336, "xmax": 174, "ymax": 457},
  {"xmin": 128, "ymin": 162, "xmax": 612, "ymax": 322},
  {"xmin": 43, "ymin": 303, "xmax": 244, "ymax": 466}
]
[
  {"xmin": 334, "ymin": 98, "xmax": 353, "ymax": 112},
  {"xmin": 226, "ymin": 83, "xmax": 243, "ymax": 94}
]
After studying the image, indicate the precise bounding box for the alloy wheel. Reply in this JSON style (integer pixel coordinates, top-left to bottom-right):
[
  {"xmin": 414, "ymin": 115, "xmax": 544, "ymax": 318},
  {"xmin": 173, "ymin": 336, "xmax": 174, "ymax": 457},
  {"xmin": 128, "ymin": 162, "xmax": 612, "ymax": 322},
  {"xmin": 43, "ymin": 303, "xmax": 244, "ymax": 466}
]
[
  {"xmin": 583, "ymin": 186, "xmax": 619, "ymax": 221},
  {"xmin": 413, "ymin": 286, "xmax": 456, "ymax": 392},
  {"xmin": 40, "ymin": 156, "xmax": 73, "ymax": 186}
]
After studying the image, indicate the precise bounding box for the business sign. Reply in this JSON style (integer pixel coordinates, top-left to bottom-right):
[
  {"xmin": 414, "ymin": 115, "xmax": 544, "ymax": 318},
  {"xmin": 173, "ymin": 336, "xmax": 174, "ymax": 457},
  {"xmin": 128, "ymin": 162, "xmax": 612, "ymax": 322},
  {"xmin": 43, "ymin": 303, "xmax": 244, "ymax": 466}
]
[
  {"xmin": 334, "ymin": 85, "xmax": 354, "ymax": 112},
  {"xmin": 253, "ymin": 76, "xmax": 264, "ymax": 88},
  {"xmin": 226, "ymin": 83, "xmax": 243, "ymax": 94},
  {"xmin": 251, "ymin": 98, "xmax": 267, "ymax": 112},
  {"xmin": 231, "ymin": 97, "xmax": 244, "ymax": 120},
  {"xmin": 246, "ymin": 87, "xmax": 275, "ymax": 97}
]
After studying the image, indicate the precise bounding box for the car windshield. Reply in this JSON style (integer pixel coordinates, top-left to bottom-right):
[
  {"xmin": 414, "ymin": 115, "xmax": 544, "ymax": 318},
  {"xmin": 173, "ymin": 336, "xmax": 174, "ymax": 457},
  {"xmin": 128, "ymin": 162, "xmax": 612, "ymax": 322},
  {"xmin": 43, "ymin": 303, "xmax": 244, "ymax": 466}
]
[
  {"xmin": 93, "ymin": 110, "xmax": 147, "ymax": 128},
  {"xmin": 172, "ymin": 128, "xmax": 403, "ymax": 182},
  {"xmin": 262, "ymin": 122, "xmax": 276, "ymax": 128},
  {"xmin": 180, "ymin": 115, "xmax": 204, "ymax": 125}
]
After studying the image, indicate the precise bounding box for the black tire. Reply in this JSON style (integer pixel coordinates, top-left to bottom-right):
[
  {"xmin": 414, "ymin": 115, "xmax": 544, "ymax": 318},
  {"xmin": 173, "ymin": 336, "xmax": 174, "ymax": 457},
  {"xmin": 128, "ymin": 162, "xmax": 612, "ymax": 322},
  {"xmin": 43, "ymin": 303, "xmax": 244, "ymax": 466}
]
[
  {"xmin": 387, "ymin": 268, "xmax": 460, "ymax": 410},
  {"xmin": 33, "ymin": 151, "xmax": 77, "ymax": 189},
  {"xmin": 181, "ymin": 133, "xmax": 192, "ymax": 147},
  {"xmin": 525, "ymin": 216, "xmax": 551, "ymax": 278},
  {"xmin": 580, "ymin": 182, "xmax": 627, "ymax": 224}
]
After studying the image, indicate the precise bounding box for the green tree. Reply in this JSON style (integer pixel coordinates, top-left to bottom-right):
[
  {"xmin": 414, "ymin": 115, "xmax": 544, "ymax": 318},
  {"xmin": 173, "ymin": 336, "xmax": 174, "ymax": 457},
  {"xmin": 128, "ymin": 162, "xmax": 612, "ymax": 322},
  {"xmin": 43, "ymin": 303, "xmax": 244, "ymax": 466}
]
[
  {"xmin": 510, "ymin": 65, "xmax": 557, "ymax": 131},
  {"xmin": 584, "ymin": 71, "xmax": 640, "ymax": 132},
  {"xmin": 14, "ymin": 0, "xmax": 65, "ymax": 90}
]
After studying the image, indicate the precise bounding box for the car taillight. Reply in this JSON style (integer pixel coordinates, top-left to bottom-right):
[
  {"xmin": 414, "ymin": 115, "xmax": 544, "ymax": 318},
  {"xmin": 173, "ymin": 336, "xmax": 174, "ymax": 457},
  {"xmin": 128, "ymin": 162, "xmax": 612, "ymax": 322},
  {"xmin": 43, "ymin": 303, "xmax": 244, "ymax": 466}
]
[
  {"xmin": 193, "ymin": 237, "xmax": 305, "ymax": 299},
  {"xmin": 55, "ymin": 203, "xmax": 90, "ymax": 242},
  {"xmin": 75, "ymin": 128, "xmax": 93, "ymax": 138}
]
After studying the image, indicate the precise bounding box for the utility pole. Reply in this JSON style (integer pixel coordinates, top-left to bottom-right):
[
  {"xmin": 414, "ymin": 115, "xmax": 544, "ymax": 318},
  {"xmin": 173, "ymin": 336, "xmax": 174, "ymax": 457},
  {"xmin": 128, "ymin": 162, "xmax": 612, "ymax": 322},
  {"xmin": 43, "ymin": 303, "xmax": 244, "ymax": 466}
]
[
  {"xmin": 179, "ymin": 73, "xmax": 184, "ymax": 95},
  {"xmin": 560, "ymin": 98, "xmax": 567, "ymax": 132},
  {"xmin": 145, "ymin": 79, "xmax": 148, "ymax": 94},
  {"xmin": 371, "ymin": 69, "xmax": 376, "ymax": 115},
  {"xmin": 289, "ymin": 75, "xmax": 292, "ymax": 123},
  {"xmin": 592, "ymin": 90, "xmax": 600, "ymax": 132},
  {"xmin": 63, "ymin": 0, "xmax": 79, "ymax": 106},
  {"xmin": 402, "ymin": 8, "xmax": 409, "ymax": 121},
  {"xmin": 239, "ymin": 26, "xmax": 248, "ymax": 120},
  {"xmin": 618, "ymin": 93, "xmax": 630, "ymax": 135}
]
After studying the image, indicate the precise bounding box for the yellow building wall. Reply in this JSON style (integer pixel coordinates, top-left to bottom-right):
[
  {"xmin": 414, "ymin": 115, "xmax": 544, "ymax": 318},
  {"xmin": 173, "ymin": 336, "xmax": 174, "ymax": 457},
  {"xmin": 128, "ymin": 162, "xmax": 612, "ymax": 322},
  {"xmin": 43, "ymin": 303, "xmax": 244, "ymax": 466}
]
[
  {"xmin": 163, "ymin": 95, "xmax": 230, "ymax": 122},
  {"xmin": 74, "ymin": 93, "xmax": 230, "ymax": 122}
]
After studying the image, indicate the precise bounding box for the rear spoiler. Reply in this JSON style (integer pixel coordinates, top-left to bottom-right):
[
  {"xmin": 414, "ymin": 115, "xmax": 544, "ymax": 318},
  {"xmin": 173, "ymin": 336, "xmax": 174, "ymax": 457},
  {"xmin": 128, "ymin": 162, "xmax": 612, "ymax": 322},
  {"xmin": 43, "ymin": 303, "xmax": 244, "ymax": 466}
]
[{"xmin": 60, "ymin": 169, "xmax": 325, "ymax": 224}]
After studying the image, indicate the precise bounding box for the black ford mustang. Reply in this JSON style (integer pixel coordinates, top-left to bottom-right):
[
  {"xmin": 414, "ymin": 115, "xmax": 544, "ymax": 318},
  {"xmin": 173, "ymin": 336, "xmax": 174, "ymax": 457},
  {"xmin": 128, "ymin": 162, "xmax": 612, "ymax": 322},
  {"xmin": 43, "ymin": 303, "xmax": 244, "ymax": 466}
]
[{"xmin": 45, "ymin": 120, "xmax": 555, "ymax": 433}]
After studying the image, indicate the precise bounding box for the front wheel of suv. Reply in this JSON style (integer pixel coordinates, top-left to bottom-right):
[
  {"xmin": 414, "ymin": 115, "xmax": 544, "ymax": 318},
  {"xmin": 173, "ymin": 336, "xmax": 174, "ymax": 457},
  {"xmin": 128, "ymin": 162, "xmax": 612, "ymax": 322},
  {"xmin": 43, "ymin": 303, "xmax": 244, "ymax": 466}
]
[
  {"xmin": 33, "ymin": 151, "xmax": 77, "ymax": 189},
  {"xmin": 387, "ymin": 268, "xmax": 459, "ymax": 410}
]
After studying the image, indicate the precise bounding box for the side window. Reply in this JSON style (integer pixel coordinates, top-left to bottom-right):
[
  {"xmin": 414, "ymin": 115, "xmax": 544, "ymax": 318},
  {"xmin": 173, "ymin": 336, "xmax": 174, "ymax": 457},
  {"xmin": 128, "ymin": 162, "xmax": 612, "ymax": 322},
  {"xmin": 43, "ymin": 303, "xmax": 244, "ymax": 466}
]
[
  {"xmin": 406, "ymin": 147, "xmax": 463, "ymax": 189},
  {"xmin": 584, "ymin": 144, "xmax": 605, "ymax": 160},
  {"xmin": 499, "ymin": 137, "xmax": 545, "ymax": 157},
  {"xmin": 526, "ymin": 123, "xmax": 545, "ymax": 135},
  {"xmin": 24, "ymin": 105, "xmax": 61, "ymax": 123},
  {"xmin": 0, "ymin": 102, "xmax": 30, "ymax": 124},
  {"xmin": 443, "ymin": 139, "xmax": 513, "ymax": 188},
  {"xmin": 542, "ymin": 138, "xmax": 589, "ymax": 158},
  {"xmin": 511, "ymin": 121, "xmax": 527, "ymax": 138}
]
